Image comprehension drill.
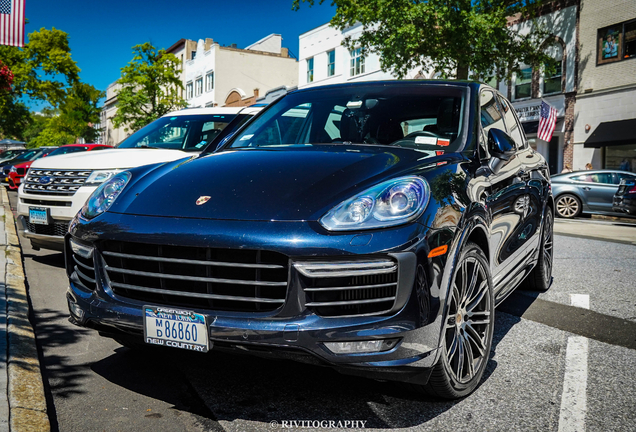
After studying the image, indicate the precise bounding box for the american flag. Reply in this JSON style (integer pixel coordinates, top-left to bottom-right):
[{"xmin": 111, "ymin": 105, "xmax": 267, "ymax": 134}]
[
  {"xmin": 537, "ymin": 100, "xmax": 557, "ymax": 142},
  {"xmin": 0, "ymin": 0, "xmax": 25, "ymax": 48}
]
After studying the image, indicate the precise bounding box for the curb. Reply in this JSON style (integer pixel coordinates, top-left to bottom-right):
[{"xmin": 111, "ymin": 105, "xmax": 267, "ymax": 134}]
[{"xmin": 2, "ymin": 187, "xmax": 50, "ymax": 431}]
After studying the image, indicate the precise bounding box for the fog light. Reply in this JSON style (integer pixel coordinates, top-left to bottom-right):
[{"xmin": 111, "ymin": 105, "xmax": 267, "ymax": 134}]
[
  {"xmin": 70, "ymin": 237, "xmax": 94, "ymax": 259},
  {"xmin": 323, "ymin": 338, "xmax": 399, "ymax": 354},
  {"xmin": 68, "ymin": 299, "xmax": 85, "ymax": 320}
]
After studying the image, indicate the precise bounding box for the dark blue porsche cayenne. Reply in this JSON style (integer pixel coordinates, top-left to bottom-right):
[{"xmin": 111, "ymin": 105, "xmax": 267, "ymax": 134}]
[{"xmin": 65, "ymin": 81, "xmax": 553, "ymax": 399}]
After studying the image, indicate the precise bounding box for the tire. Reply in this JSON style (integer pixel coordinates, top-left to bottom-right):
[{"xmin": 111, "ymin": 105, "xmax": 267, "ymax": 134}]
[
  {"xmin": 522, "ymin": 209, "xmax": 554, "ymax": 291},
  {"xmin": 422, "ymin": 242, "xmax": 494, "ymax": 399},
  {"xmin": 555, "ymin": 194, "xmax": 581, "ymax": 218}
]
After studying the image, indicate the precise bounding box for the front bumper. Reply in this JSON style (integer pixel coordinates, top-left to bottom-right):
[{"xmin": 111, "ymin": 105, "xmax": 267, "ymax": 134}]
[
  {"xmin": 66, "ymin": 212, "xmax": 456, "ymax": 385},
  {"xmin": 17, "ymin": 185, "xmax": 97, "ymax": 250}
]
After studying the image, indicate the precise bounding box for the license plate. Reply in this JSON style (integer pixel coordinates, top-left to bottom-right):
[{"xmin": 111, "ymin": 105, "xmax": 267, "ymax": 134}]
[
  {"xmin": 28, "ymin": 207, "xmax": 49, "ymax": 225},
  {"xmin": 143, "ymin": 306, "xmax": 209, "ymax": 352}
]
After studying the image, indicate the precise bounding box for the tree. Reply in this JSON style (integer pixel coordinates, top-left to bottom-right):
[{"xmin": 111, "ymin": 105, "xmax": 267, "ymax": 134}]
[
  {"xmin": 293, "ymin": 0, "xmax": 554, "ymax": 81},
  {"xmin": 56, "ymin": 82, "xmax": 104, "ymax": 142},
  {"xmin": 112, "ymin": 42, "xmax": 187, "ymax": 132},
  {"xmin": 0, "ymin": 27, "xmax": 81, "ymax": 140}
]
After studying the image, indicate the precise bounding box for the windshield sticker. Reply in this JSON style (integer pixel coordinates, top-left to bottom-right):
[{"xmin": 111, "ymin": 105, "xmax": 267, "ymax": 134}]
[
  {"xmin": 239, "ymin": 134, "xmax": 254, "ymax": 141},
  {"xmin": 415, "ymin": 136, "xmax": 437, "ymax": 145},
  {"xmin": 437, "ymin": 139, "xmax": 450, "ymax": 147},
  {"xmin": 346, "ymin": 100, "xmax": 363, "ymax": 109}
]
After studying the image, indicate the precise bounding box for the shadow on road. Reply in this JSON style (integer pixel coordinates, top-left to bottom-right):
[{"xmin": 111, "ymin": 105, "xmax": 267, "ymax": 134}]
[
  {"xmin": 22, "ymin": 252, "xmax": 65, "ymax": 269},
  {"xmin": 87, "ymin": 309, "xmax": 526, "ymax": 429}
]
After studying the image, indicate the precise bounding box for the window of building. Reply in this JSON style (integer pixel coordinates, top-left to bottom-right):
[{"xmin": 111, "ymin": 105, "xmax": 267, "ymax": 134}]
[
  {"xmin": 597, "ymin": 19, "xmax": 636, "ymax": 65},
  {"xmin": 186, "ymin": 81, "xmax": 193, "ymax": 99},
  {"xmin": 514, "ymin": 66, "xmax": 532, "ymax": 100},
  {"xmin": 195, "ymin": 77, "xmax": 203, "ymax": 96},
  {"xmin": 327, "ymin": 50, "xmax": 335, "ymax": 77},
  {"xmin": 350, "ymin": 48, "xmax": 365, "ymax": 77},
  {"xmin": 543, "ymin": 44, "xmax": 563, "ymax": 95},
  {"xmin": 307, "ymin": 57, "xmax": 314, "ymax": 83},
  {"xmin": 191, "ymin": 50, "xmax": 197, "ymax": 60},
  {"xmin": 206, "ymin": 71, "xmax": 214, "ymax": 92}
]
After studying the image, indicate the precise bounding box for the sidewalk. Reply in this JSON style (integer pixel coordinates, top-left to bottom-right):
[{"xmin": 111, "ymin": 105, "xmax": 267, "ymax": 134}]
[
  {"xmin": 554, "ymin": 218, "xmax": 636, "ymax": 245},
  {"xmin": 0, "ymin": 187, "xmax": 50, "ymax": 431}
]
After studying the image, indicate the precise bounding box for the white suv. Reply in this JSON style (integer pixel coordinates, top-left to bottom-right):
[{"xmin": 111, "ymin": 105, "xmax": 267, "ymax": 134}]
[{"xmin": 17, "ymin": 106, "xmax": 261, "ymax": 251}]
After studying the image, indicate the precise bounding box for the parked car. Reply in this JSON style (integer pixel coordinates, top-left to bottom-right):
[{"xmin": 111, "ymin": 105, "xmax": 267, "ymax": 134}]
[
  {"xmin": 551, "ymin": 170, "xmax": 636, "ymax": 218},
  {"xmin": 1, "ymin": 147, "xmax": 58, "ymax": 183},
  {"xmin": 7, "ymin": 144, "xmax": 112, "ymax": 190},
  {"xmin": 0, "ymin": 148, "xmax": 28, "ymax": 163},
  {"xmin": 612, "ymin": 178, "xmax": 636, "ymax": 215},
  {"xmin": 65, "ymin": 81, "xmax": 553, "ymax": 399},
  {"xmin": 17, "ymin": 106, "xmax": 261, "ymax": 251}
]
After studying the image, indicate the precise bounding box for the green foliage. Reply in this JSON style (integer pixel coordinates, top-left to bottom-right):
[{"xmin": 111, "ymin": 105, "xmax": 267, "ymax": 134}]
[
  {"xmin": 0, "ymin": 27, "xmax": 83, "ymax": 140},
  {"xmin": 113, "ymin": 42, "xmax": 187, "ymax": 132},
  {"xmin": 293, "ymin": 0, "xmax": 554, "ymax": 80},
  {"xmin": 28, "ymin": 118, "xmax": 75, "ymax": 148},
  {"xmin": 56, "ymin": 82, "xmax": 104, "ymax": 142}
]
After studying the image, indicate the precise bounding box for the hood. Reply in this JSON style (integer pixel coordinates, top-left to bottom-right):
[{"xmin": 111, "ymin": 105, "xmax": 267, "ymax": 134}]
[
  {"xmin": 28, "ymin": 148, "xmax": 192, "ymax": 170},
  {"xmin": 110, "ymin": 145, "xmax": 441, "ymax": 221}
]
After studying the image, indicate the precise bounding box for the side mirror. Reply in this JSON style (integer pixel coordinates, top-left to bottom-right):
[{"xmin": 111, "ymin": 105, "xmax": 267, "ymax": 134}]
[{"xmin": 488, "ymin": 129, "xmax": 517, "ymax": 161}]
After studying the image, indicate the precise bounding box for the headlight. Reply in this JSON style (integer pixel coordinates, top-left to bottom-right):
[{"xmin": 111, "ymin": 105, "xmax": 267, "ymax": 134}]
[
  {"xmin": 85, "ymin": 170, "xmax": 121, "ymax": 185},
  {"xmin": 9, "ymin": 166, "xmax": 16, "ymax": 173},
  {"xmin": 320, "ymin": 176, "xmax": 430, "ymax": 231},
  {"xmin": 81, "ymin": 171, "xmax": 131, "ymax": 219}
]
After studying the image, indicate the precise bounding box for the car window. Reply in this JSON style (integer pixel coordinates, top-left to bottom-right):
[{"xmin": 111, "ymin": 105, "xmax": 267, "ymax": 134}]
[
  {"xmin": 479, "ymin": 90, "xmax": 506, "ymax": 160},
  {"xmin": 228, "ymin": 84, "xmax": 468, "ymax": 153},
  {"xmin": 571, "ymin": 173, "xmax": 613, "ymax": 184},
  {"xmin": 498, "ymin": 95, "xmax": 525, "ymax": 149},
  {"xmin": 118, "ymin": 114, "xmax": 237, "ymax": 151},
  {"xmin": 617, "ymin": 172, "xmax": 636, "ymax": 182},
  {"xmin": 48, "ymin": 146, "xmax": 89, "ymax": 157}
]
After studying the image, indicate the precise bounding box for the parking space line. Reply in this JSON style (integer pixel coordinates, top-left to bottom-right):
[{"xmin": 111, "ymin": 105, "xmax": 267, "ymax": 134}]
[
  {"xmin": 558, "ymin": 295, "xmax": 589, "ymax": 432},
  {"xmin": 570, "ymin": 294, "xmax": 589, "ymax": 309}
]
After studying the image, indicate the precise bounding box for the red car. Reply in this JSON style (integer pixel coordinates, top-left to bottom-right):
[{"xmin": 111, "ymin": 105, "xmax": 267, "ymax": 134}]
[{"xmin": 7, "ymin": 143, "xmax": 111, "ymax": 190}]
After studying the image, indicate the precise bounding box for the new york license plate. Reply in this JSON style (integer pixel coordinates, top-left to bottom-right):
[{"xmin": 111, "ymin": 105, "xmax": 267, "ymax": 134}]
[
  {"xmin": 28, "ymin": 207, "xmax": 49, "ymax": 225},
  {"xmin": 143, "ymin": 306, "xmax": 209, "ymax": 352}
]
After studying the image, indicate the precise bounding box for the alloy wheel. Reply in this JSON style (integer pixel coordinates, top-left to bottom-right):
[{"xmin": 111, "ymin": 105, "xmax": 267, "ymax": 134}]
[
  {"xmin": 444, "ymin": 256, "xmax": 491, "ymax": 384},
  {"xmin": 556, "ymin": 195, "xmax": 580, "ymax": 218},
  {"xmin": 542, "ymin": 212, "xmax": 554, "ymax": 284}
]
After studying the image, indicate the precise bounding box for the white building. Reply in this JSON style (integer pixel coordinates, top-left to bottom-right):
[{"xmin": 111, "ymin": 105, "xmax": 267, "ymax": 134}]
[
  {"xmin": 495, "ymin": 3, "xmax": 578, "ymax": 174},
  {"xmin": 298, "ymin": 23, "xmax": 423, "ymax": 89},
  {"xmin": 101, "ymin": 82, "xmax": 128, "ymax": 147},
  {"xmin": 184, "ymin": 34, "xmax": 298, "ymax": 108}
]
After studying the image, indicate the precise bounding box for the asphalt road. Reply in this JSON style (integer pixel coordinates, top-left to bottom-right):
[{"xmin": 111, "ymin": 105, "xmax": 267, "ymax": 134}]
[{"xmin": 9, "ymin": 190, "xmax": 636, "ymax": 432}]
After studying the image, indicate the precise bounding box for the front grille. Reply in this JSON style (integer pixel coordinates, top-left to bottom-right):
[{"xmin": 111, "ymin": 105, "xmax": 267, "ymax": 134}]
[
  {"xmin": 24, "ymin": 169, "xmax": 92, "ymax": 196},
  {"xmin": 26, "ymin": 221, "xmax": 69, "ymax": 237},
  {"xmin": 72, "ymin": 250, "xmax": 96, "ymax": 290},
  {"xmin": 299, "ymin": 260, "xmax": 398, "ymax": 317},
  {"xmin": 17, "ymin": 167, "xmax": 26, "ymax": 175},
  {"xmin": 100, "ymin": 241, "xmax": 289, "ymax": 312},
  {"xmin": 21, "ymin": 198, "xmax": 72, "ymax": 207}
]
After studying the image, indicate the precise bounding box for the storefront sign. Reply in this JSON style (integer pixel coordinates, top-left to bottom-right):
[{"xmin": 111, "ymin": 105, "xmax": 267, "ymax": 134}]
[{"xmin": 516, "ymin": 104, "xmax": 542, "ymax": 122}]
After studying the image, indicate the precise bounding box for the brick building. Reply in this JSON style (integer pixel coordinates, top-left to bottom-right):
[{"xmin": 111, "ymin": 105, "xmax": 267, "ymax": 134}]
[
  {"xmin": 499, "ymin": 1, "xmax": 579, "ymax": 175},
  {"xmin": 573, "ymin": 0, "xmax": 636, "ymax": 171}
]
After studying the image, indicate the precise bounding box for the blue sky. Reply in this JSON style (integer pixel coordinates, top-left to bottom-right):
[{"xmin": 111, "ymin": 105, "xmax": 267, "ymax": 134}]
[{"xmin": 24, "ymin": 0, "xmax": 335, "ymax": 106}]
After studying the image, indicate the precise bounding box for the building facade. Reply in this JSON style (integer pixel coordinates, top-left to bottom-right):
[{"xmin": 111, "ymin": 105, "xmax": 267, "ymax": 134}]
[
  {"xmin": 100, "ymin": 82, "xmax": 128, "ymax": 147},
  {"xmin": 184, "ymin": 34, "xmax": 298, "ymax": 108},
  {"xmin": 573, "ymin": 0, "xmax": 636, "ymax": 172},
  {"xmin": 500, "ymin": 2, "xmax": 579, "ymax": 175},
  {"xmin": 298, "ymin": 23, "xmax": 423, "ymax": 89}
]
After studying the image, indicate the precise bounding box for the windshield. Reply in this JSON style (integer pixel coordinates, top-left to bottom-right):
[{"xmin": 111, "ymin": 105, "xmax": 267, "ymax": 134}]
[
  {"xmin": 227, "ymin": 83, "xmax": 468, "ymax": 152},
  {"xmin": 48, "ymin": 146, "xmax": 90, "ymax": 157},
  {"xmin": 117, "ymin": 113, "xmax": 237, "ymax": 151}
]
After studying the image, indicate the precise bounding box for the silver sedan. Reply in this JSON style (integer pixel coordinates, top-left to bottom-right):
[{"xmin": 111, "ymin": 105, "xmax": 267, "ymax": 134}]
[{"xmin": 551, "ymin": 169, "xmax": 636, "ymax": 218}]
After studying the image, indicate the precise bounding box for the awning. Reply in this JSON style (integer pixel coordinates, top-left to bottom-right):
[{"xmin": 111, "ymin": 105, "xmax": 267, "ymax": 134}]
[{"xmin": 584, "ymin": 118, "xmax": 636, "ymax": 148}]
